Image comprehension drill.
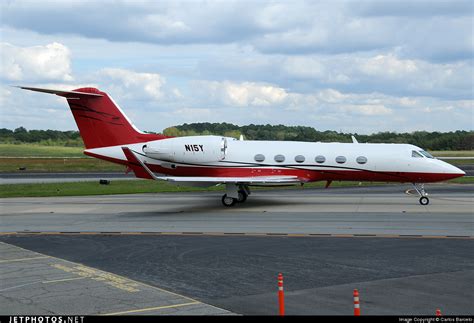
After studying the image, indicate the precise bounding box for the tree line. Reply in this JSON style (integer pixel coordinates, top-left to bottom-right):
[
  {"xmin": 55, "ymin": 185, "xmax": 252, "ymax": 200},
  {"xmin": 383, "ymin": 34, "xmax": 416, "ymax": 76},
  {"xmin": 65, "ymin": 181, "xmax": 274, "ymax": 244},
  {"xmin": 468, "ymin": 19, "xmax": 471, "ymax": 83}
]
[
  {"xmin": 0, "ymin": 127, "xmax": 83, "ymax": 147},
  {"xmin": 164, "ymin": 123, "xmax": 473, "ymax": 150},
  {"xmin": 1, "ymin": 124, "xmax": 473, "ymax": 150}
]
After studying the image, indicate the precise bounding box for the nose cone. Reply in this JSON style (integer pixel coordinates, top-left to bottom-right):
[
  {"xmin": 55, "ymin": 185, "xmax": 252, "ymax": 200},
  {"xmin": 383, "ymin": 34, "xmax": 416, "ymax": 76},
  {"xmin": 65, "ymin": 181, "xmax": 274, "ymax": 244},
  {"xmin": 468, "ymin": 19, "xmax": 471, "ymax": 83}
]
[{"xmin": 440, "ymin": 161, "xmax": 465, "ymax": 180}]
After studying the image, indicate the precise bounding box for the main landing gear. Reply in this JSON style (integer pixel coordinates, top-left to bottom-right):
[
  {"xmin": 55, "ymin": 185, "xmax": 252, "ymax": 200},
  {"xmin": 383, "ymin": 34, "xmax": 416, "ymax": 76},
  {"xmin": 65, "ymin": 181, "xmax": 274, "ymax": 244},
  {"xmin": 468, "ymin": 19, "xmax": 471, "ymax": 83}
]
[
  {"xmin": 221, "ymin": 184, "xmax": 250, "ymax": 207},
  {"xmin": 412, "ymin": 183, "xmax": 429, "ymax": 205}
]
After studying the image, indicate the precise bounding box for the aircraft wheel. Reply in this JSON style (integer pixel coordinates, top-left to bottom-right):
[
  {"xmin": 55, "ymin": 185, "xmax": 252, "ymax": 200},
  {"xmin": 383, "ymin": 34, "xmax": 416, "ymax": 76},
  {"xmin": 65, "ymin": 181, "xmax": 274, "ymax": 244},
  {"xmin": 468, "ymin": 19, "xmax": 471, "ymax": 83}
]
[
  {"xmin": 419, "ymin": 196, "xmax": 429, "ymax": 205},
  {"xmin": 237, "ymin": 190, "xmax": 248, "ymax": 203},
  {"xmin": 222, "ymin": 194, "xmax": 237, "ymax": 207}
]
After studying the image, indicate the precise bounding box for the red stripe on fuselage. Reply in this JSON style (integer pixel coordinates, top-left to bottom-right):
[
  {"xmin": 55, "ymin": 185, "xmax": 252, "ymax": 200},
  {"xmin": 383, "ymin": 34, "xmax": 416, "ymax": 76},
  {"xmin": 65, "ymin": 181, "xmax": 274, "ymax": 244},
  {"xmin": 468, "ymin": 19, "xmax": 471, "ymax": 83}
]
[{"xmin": 145, "ymin": 164, "xmax": 462, "ymax": 183}]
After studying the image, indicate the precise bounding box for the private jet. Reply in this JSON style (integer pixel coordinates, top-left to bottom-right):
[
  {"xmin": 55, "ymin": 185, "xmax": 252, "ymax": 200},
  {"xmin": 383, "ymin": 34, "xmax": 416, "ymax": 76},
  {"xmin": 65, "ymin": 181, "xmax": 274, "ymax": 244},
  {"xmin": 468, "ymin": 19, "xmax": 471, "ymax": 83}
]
[{"xmin": 19, "ymin": 86, "xmax": 465, "ymax": 206}]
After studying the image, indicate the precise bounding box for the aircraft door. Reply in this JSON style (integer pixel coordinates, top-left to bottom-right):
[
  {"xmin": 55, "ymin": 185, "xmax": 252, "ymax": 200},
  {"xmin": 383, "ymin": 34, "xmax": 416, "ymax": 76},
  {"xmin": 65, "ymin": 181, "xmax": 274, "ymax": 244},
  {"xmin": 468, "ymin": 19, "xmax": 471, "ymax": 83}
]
[{"xmin": 221, "ymin": 137, "xmax": 227, "ymax": 160}]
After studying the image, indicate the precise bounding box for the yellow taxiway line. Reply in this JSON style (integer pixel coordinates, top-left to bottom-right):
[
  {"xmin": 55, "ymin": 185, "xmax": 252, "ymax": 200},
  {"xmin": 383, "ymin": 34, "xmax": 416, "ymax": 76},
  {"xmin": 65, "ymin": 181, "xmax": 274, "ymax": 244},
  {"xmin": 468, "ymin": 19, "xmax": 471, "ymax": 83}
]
[{"xmin": 102, "ymin": 301, "xmax": 201, "ymax": 316}]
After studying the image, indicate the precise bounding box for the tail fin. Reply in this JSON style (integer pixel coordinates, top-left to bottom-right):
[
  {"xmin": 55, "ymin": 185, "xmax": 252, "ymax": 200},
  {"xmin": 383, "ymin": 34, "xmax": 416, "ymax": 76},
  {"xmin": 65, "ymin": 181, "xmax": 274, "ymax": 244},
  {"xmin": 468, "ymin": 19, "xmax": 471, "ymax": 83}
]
[{"xmin": 19, "ymin": 86, "xmax": 165, "ymax": 148}]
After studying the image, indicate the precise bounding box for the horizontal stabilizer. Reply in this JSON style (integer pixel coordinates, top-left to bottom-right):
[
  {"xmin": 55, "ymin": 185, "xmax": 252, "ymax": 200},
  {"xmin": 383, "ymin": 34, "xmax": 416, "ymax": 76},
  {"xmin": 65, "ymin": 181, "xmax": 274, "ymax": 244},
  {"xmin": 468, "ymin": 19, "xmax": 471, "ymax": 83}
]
[{"xmin": 16, "ymin": 86, "xmax": 103, "ymax": 98}]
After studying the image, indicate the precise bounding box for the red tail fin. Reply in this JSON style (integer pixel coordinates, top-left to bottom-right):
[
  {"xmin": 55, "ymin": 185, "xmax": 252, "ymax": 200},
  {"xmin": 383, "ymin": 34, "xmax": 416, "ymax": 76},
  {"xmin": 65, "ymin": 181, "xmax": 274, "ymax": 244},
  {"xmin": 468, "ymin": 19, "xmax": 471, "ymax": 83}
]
[
  {"xmin": 67, "ymin": 87, "xmax": 165, "ymax": 148},
  {"xmin": 19, "ymin": 86, "xmax": 166, "ymax": 148}
]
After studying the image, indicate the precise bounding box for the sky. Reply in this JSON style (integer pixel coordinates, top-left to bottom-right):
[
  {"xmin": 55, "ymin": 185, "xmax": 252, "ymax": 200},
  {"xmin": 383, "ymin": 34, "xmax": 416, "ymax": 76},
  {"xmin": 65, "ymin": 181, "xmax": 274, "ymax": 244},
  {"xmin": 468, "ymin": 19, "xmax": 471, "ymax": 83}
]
[{"xmin": 0, "ymin": 0, "xmax": 473, "ymax": 134}]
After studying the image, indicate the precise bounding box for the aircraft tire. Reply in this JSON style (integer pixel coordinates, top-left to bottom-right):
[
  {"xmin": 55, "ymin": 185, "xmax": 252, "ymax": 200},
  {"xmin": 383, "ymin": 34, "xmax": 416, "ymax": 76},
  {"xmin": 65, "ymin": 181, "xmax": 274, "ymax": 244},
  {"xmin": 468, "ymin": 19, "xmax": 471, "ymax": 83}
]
[
  {"xmin": 237, "ymin": 190, "xmax": 248, "ymax": 203},
  {"xmin": 419, "ymin": 196, "xmax": 429, "ymax": 205},
  {"xmin": 222, "ymin": 194, "xmax": 237, "ymax": 207}
]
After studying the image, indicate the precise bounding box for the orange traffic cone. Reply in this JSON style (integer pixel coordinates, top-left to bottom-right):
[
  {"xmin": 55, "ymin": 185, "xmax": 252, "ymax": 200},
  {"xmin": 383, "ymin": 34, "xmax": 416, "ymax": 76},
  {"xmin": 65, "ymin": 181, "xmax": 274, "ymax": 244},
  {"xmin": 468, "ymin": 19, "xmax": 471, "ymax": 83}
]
[
  {"xmin": 353, "ymin": 289, "xmax": 361, "ymax": 316},
  {"xmin": 278, "ymin": 273, "xmax": 285, "ymax": 316}
]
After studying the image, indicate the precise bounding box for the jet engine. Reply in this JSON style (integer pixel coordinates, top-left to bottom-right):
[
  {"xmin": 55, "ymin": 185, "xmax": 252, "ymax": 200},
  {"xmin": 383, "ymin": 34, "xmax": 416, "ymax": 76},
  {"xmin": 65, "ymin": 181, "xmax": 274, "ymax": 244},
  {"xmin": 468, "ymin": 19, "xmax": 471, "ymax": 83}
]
[{"xmin": 142, "ymin": 135, "xmax": 227, "ymax": 163}]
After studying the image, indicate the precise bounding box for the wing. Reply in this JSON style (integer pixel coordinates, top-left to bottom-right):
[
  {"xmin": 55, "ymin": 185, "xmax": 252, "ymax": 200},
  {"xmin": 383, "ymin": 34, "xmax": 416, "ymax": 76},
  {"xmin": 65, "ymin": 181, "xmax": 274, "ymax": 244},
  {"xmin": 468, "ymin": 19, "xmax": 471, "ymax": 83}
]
[
  {"xmin": 156, "ymin": 175, "xmax": 301, "ymax": 185},
  {"xmin": 122, "ymin": 147, "xmax": 302, "ymax": 185}
]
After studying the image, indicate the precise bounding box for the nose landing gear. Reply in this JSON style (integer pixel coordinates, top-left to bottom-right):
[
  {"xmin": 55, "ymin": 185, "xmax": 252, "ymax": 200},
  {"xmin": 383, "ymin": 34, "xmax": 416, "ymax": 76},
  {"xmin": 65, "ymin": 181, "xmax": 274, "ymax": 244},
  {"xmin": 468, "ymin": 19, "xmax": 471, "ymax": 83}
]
[
  {"xmin": 412, "ymin": 183, "xmax": 429, "ymax": 205},
  {"xmin": 419, "ymin": 196, "xmax": 429, "ymax": 205}
]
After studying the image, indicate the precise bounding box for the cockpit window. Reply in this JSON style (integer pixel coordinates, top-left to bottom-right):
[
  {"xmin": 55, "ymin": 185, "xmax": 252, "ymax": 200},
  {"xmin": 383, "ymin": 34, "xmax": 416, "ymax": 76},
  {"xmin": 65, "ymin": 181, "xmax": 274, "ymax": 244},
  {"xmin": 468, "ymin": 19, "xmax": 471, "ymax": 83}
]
[
  {"xmin": 419, "ymin": 150, "xmax": 434, "ymax": 159},
  {"xmin": 412, "ymin": 150, "xmax": 423, "ymax": 158}
]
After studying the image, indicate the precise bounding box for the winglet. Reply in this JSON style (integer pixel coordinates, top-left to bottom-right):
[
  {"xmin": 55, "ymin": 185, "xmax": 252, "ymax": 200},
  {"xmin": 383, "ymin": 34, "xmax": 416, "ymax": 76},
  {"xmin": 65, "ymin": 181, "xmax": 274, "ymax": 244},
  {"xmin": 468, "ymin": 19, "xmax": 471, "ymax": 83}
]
[{"xmin": 122, "ymin": 147, "xmax": 156, "ymax": 180}]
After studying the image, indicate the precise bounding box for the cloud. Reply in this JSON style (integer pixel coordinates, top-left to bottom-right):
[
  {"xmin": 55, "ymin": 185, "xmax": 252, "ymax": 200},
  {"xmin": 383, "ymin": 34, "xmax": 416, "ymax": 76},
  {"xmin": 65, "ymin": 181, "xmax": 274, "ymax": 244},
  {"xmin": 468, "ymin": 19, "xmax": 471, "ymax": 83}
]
[
  {"xmin": 0, "ymin": 2, "xmax": 472, "ymax": 134},
  {"xmin": 0, "ymin": 1, "xmax": 262, "ymax": 45},
  {"xmin": 1, "ymin": 1, "xmax": 472, "ymax": 62},
  {"xmin": 0, "ymin": 42, "xmax": 73, "ymax": 81},
  {"xmin": 359, "ymin": 54, "xmax": 418, "ymax": 77},
  {"xmin": 279, "ymin": 53, "xmax": 473, "ymax": 99},
  {"xmin": 352, "ymin": 55, "xmax": 473, "ymax": 99},
  {"xmin": 192, "ymin": 81, "xmax": 469, "ymax": 123},
  {"xmin": 0, "ymin": 87, "xmax": 12, "ymax": 107},
  {"xmin": 195, "ymin": 49, "xmax": 472, "ymax": 100},
  {"xmin": 353, "ymin": 0, "xmax": 473, "ymax": 17},
  {"xmin": 339, "ymin": 104, "xmax": 392, "ymax": 116},
  {"xmin": 196, "ymin": 81, "xmax": 290, "ymax": 107},
  {"xmin": 97, "ymin": 68, "xmax": 166, "ymax": 101},
  {"xmin": 128, "ymin": 14, "xmax": 191, "ymax": 38},
  {"xmin": 173, "ymin": 107, "xmax": 213, "ymax": 120}
]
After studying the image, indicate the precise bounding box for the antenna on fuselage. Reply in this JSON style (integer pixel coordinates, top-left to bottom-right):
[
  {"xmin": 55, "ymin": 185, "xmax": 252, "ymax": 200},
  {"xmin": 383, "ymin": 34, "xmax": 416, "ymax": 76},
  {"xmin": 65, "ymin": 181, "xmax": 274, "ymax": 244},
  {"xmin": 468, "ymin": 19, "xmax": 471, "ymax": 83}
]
[{"xmin": 351, "ymin": 135, "xmax": 359, "ymax": 144}]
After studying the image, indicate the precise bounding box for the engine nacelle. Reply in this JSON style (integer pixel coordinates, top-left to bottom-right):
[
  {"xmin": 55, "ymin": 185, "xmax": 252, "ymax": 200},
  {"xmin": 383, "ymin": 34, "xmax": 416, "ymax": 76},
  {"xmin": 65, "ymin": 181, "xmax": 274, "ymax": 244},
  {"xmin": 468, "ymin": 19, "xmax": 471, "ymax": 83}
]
[{"xmin": 143, "ymin": 135, "xmax": 227, "ymax": 163}]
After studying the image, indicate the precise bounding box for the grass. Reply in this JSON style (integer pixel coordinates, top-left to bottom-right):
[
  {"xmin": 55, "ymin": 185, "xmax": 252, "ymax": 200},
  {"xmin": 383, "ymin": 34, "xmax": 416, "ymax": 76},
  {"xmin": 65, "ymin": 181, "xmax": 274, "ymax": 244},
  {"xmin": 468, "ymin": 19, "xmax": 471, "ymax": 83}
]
[
  {"xmin": 0, "ymin": 144, "xmax": 84, "ymax": 157},
  {"xmin": 0, "ymin": 143, "xmax": 121, "ymax": 172},
  {"xmin": 429, "ymin": 151, "xmax": 474, "ymax": 164},
  {"xmin": 0, "ymin": 177, "xmax": 471, "ymax": 198},
  {"xmin": 0, "ymin": 158, "xmax": 124, "ymax": 172},
  {"xmin": 0, "ymin": 180, "xmax": 211, "ymax": 198},
  {"xmin": 430, "ymin": 150, "xmax": 474, "ymax": 157},
  {"xmin": 445, "ymin": 176, "xmax": 474, "ymax": 184}
]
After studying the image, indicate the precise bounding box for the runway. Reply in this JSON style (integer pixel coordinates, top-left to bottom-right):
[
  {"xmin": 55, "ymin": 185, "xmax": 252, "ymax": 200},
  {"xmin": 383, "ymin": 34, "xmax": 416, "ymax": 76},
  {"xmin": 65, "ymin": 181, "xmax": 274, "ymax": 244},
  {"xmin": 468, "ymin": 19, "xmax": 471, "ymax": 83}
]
[
  {"xmin": 1, "ymin": 184, "xmax": 473, "ymax": 315},
  {"xmin": 1, "ymin": 184, "xmax": 472, "ymax": 237}
]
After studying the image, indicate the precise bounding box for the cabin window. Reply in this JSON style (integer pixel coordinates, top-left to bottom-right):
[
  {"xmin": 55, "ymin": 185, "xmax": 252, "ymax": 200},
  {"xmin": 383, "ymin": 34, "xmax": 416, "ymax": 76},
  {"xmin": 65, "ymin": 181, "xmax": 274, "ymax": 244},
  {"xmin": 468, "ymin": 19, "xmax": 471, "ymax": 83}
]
[
  {"xmin": 254, "ymin": 154, "xmax": 265, "ymax": 162},
  {"xmin": 315, "ymin": 155, "xmax": 326, "ymax": 163},
  {"xmin": 274, "ymin": 154, "xmax": 285, "ymax": 162},
  {"xmin": 356, "ymin": 156, "xmax": 368, "ymax": 164},
  {"xmin": 419, "ymin": 150, "xmax": 434, "ymax": 159},
  {"xmin": 412, "ymin": 150, "xmax": 423, "ymax": 158},
  {"xmin": 335, "ymin": 156, "xmax": 347, "ymax": 164},
  {"xmin": 295, "ymin": 155, "xmax": 305, "ymax": 163}
]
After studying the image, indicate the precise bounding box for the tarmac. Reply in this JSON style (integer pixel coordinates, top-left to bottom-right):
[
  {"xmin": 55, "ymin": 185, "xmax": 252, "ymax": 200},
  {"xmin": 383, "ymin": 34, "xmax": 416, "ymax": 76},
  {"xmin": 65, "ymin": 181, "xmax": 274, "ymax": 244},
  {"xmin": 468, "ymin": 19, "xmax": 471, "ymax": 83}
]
[
  {"xmin": 0, "ymin": 184, "xmax": 472, "ymax": 237},
  {"xmin": 0, "ymin": 241, "xmax": 232, "ymax": 315},
  {"xmin": 0, "ymin": 184, "xmax": 473, "ymax": 315}
]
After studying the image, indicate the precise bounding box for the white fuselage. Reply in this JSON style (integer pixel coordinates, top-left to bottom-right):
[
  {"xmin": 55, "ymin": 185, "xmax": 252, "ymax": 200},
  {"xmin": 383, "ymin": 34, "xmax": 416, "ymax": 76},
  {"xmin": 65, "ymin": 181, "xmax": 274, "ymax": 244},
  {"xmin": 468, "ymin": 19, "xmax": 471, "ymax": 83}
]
[{"xmin": 85, "ymin": 135, "xmax": 464, "ymax": 183}]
